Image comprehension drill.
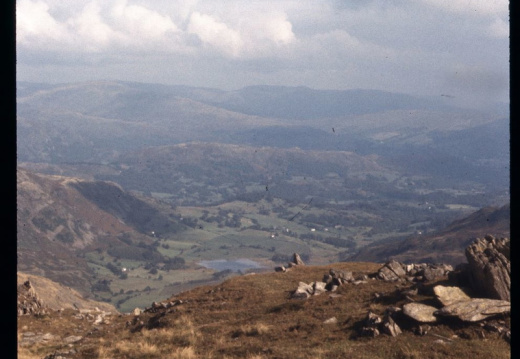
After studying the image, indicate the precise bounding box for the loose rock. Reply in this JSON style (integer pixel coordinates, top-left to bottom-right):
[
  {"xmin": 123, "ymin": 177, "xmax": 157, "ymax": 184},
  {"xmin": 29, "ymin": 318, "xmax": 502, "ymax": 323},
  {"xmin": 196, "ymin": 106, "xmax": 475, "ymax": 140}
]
[
  {"xmin": 434, "ymin": 298, "xmax": 510, "ymax": 322},
  {"xmin": 382, "ymin": 314, "xmax": 402, "ymax": 337},
  {"xmin": 433, "ymin": 285, "xmax": 471, "ymax": 306},
  {"xmin": 402, "ymin": 303, "xmax": 438, "ymax": 323}
]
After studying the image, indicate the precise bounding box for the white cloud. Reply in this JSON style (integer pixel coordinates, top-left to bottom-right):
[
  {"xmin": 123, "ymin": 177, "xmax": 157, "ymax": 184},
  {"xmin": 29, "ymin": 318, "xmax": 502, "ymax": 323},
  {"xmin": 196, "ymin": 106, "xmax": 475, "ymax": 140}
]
[
  {"xmin": 17, "ymin": 0, "xmax": 183, "ymax": 53},
  {"xmin": 241, "ymin": 12, "xmax": 295, "ymax": 46},
  {"xmin": 16, "ymin": 0, "xmax": 71, "ymax": 48},
  {"xmin": 16, "ymin": 0, "xmax": 509, "ymax": 106},
  {"xmin": 67, "ymin": 1, "xmax": 118, "ymax": 51},
  {"xmin": 186, "ymin": 9, "xmax": 295, "ymax": 58},
  {"xmin": 188, "ymin": 12, "xmax": 243, "ymax": 57},
  {"xmin": 110, "ymin": 0, "xmax": 179, "ymax": 40}
]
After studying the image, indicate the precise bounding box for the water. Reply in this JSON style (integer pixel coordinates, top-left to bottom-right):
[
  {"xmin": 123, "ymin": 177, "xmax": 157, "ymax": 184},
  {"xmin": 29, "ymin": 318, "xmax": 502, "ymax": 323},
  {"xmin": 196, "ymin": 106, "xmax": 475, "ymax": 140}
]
[{"xmin": 197, "ymin": 258, "xmax": 263, "ymax": 272}]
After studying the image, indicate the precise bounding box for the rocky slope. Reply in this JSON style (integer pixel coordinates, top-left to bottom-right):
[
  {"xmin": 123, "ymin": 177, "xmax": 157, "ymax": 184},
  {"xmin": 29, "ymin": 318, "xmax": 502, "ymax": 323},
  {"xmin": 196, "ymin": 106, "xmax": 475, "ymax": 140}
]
[
  {"xmin": 17, "ymin": 240, "xmax": 510, "ymax": 359},
  {"xmin": 17, "ymin": 168, "xmax": 184, "ymax": 295},
  {"xmin": 17, "ymin": 272, "xmax": 116, "ymax": 314}
]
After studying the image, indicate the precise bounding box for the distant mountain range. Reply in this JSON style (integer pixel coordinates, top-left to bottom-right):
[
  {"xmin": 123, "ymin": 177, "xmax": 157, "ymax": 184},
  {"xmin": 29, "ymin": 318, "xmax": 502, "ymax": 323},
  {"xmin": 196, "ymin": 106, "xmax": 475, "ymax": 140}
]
[{"xmin": 17, "ymin": 80, "xmax": 508, "ymax": 192}]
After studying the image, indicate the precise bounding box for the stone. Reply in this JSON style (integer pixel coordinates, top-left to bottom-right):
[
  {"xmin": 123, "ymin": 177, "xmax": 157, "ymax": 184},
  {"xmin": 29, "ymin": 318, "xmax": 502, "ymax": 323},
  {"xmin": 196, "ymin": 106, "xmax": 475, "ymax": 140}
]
[
  {"xmin": 384, "ymin": 306, "xmax": 402, "ymax": 316},
  {"xmin": 132, "ymin": 307, "xmax": 142, "ymax": 316},
  {"xmin": 465, "ymin": 236, "xmax": 510, "ymax": 301},
  {"xmin": 405, "ymin": 264, "xmax": 414, "ymax": 274},
  {"xmin": 434, "ymin": 298, "xmax": 510, "ymax": 322},
  {"xmin": 402, "ymin": 303, "xmax": 438, "ymax": 323},
  {"xmin": 365, "ymin": 311, "xmax": 382, "ymax": 326},
  {"xmin": 63, "ymin": 335, "xmax": 83, "ymax": 344},
  {"xmin": 274, "ymin": 266, "xmax": 286, "ymax": 273},
  {"xmin": 323, "ymin": 317, "xmax": 338, "ymax": 324},
  {"xmin": 313, "ymin": 282, "xmax": 327, "ymax": 295},
  {"xmin": 291, "ymin": 282, "xmax": 314, "ymax": 299},
  {"xmin": 354, "ymin": 274, "xmax": 368, "ymax": 281},
  {"xmin": 413, "ymin": 325, "xmax": 431, "ymax": 336},
  {"xmin": 433, "ymin": 285, "xmax": 471, "ymax": 306},
  {"xmin": 386, "ymin": 260, "xmax": 406, "ymax": 277},
  {"xmin": 329, "ymin": 269, "xmax": 354, "ymax": 283},
  {"xmin": 423, "ymin": 267, "xmax": 446, "ymax": 281},
  {"xmin": 17, "ymin": 279, "xmax": 47, "ymax": 317},
  {"xmin": 328, "ymin": 284, "xmax": 338, "ymax": 292},
  {"xmin": 377, "ymin": 260, "xmax": 406, "ymax": 281},
  {"xmin": 93, "ymin": 315, "xmax": 104, "ymax": 325},
  {"xmin": 359, "ymin": 311, "xmax": 382, "ymax": 337},
  {"xmin": 377, "ymin": 266, "xmax": 400, "ymax": 281},
  {"xmin": 382, "ymin": 315, "xmax": 402, "ymax": 337},
  {"xmin": 352, "ymin": 280, "xmax": 367, "ymax": 285},
  {"xmin": 42, "ymin": 333, "xmax": 57, "ymax": 341},
  {"xmin": 401, "ymin": 287, "xmax": 418, "ymax": 297},
  {"xmin": 292, "ymin": 253, "xmax": 305, "ymax": 266}
]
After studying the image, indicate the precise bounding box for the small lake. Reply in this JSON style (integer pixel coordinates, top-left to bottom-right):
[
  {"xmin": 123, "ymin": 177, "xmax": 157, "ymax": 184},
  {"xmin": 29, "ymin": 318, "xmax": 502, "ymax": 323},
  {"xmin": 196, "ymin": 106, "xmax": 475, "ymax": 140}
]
[{"xmin": 197, "ymin": 258, "xmax": 263, "ymax": 272}]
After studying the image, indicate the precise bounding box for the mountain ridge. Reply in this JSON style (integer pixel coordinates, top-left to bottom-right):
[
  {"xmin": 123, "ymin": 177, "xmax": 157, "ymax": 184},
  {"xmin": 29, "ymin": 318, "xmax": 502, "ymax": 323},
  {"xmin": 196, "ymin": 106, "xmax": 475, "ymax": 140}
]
[{"xmin": 350, "ymin": 203, "xmax": 510, "ymax": 265}]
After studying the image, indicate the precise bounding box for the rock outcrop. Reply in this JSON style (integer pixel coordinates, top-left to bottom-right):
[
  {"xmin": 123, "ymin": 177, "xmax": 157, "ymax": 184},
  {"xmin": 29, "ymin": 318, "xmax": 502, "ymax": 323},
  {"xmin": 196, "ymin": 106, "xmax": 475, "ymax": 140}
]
[
  {"xmin": 290, "ymin": 253, "xmax": 305, "ymax": 266},
  {"xmin": 291, "ymin": 268, "xmax": 367, "ymax": 298},
  {"xmin": 17, "ymin": 280, "xmax": 47, "ymax": 316},
  {"xmin": 291, "ymin": 282, "xmax": 315, "ymax": 299},
  {"xmin": 377, "ymin": 261, "xmax": 453, "ymax": 283},
  {"xmin": 433, "ymin": 285, "xmax": 471, "ymax": 306},
  {"xmin": 465, "ymin": 235, "xmax": 510, "ymax": 301},
  {"xmin": 357, "ymin": 236, "xmax": 511, "ymax": 339},
  {"xmin": 434, "ymin": 298, "xmax": 511, "ymax": 322},
  {"xmin": 402, "ymin": 303, "xmax": 438, "ymax": 323},
  {"xmin": 275, "ymin": 253, "xmax": 305, "ymax": 273}
]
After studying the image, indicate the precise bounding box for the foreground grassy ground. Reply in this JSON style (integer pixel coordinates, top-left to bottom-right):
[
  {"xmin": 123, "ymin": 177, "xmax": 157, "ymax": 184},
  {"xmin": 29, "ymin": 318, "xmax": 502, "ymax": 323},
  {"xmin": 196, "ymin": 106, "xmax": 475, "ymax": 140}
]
[{"xmin": 18, "ymin": 262, "xmax": 510, "ymax": 359}]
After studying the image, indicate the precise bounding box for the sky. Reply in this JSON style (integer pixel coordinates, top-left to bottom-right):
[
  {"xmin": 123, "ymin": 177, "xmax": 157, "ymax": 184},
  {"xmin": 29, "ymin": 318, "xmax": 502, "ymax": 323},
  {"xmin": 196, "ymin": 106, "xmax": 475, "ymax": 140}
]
[{"xmin": 16, "ymin": 0, "xmax": 509, "ymax": 109}]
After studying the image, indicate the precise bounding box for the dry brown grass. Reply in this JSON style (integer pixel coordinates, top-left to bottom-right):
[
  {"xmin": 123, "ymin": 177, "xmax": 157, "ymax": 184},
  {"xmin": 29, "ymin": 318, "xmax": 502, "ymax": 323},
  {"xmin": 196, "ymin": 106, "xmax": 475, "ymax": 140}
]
[
  {"xmin": 17, "ymin": 262, "xmax": 510, "ymax": 359},
  {"xmin": 17, "ymin": 348, "xmax": 41, "ymax": 359},
  {"xmin": 167, "ymin": 347, "xmax": 197, "ymax": 359},
  {"xmin": 237, "ymin": 323, "xmax": 271, "ymax": 337},
  {"xmin": 92, "ymin": 317, "xmax": 200, "ymax": 359}
]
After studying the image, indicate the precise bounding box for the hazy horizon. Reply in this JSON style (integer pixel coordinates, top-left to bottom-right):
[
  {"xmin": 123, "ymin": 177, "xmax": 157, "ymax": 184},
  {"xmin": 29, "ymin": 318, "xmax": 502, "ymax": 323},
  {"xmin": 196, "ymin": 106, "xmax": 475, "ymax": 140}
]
[{"xmin": 16, "ymin": 0, "xmax": 509, "ymax": 111}]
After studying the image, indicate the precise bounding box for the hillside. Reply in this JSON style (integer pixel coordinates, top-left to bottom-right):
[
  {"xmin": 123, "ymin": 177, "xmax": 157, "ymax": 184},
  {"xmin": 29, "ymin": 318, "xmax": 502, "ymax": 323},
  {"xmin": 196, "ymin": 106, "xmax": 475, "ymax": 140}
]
[
  {"xmin": 17, "ymin": 272, "xmax": 116, "ymax": 312},
  {"xmin": 18, "ymin": 167, "xmax": 369, "ymax": 312},
  {"xmin": 18, "ymin": 260, "xmax": 510, "ymax": 359},
  {"xmin": 350, "ymin": 204, "xmax": 510, "ymax": 265},
  {"xmin": 17, "ymin": 167, "xmax": 186, "ymax": 296},
  {"xmin": 18, "ymin": 157, "xmax": 509, "ymax": 312},
  {"xmin": 17, "ymin": 80, "xmax": 508, "ymax": 194}
]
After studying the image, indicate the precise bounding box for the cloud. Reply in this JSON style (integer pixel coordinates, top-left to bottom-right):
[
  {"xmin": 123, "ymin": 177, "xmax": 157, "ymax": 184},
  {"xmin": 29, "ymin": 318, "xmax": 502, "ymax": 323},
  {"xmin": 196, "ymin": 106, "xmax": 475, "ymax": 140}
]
[
  {"xmin": 17, "ymin": 0, "xmax": 183, "ymax": 53},
  {"xmin": 110, "ymin": 0, "xmax": 179, "ymax": 40},
  {"xmin": 16, "ymin": 0, "xmax": 71, "ymax": 48},
  {"xmin": 188, "ymin": 12, "xmax": 243, "ymax": 57},
  {"xmin": 67, "ymin": 2, "xmax": 118, "ymax": 51},
  {"xmin": 16, "ymin": 0, "xmax": 509, "ymax": 107},
  {"xmin": 187, "ymin": 9, "xmax": 295, "ymax": 58}
]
